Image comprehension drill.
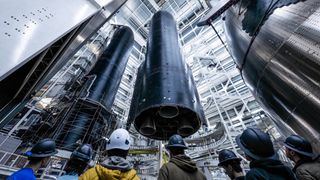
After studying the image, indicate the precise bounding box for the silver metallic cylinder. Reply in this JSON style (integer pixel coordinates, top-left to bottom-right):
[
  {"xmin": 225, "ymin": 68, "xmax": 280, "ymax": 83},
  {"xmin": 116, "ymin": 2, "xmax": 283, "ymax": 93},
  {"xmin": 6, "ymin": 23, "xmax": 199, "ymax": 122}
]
[{"xmin": 224, "ymin": 0, "xmax": 320, "ymax": 152}]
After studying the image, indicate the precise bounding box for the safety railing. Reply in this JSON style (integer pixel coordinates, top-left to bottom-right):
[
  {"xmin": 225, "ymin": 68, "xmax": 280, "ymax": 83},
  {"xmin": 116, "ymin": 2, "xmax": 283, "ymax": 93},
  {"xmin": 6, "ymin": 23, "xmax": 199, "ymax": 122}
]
[
  {"xmin": 0, "ymin": 150, "xmax": 68, "ymax": 179},
  {"xmin": 0, "ymin": 150, "xmax": 28, "ymax": 171}
]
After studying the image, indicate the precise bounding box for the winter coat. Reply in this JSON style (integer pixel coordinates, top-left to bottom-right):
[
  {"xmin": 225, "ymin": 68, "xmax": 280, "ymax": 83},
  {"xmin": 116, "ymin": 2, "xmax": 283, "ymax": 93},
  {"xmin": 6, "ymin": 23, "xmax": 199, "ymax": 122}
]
[
  {"xmin": 79, "ymin": 156, "xmax": 139, "ymax": 180},
  {"xmin": 293, "ymin": 156, "xmax": 320, "ymax": 180},
  {"xmin": 7, "ymin": 168, "xmax": 36, "ymax": 180},
  {"xmin": 245, "ymin": 159, "xmax": 297, "ymax": 180},
  {"xmin": 158, "ymin": 154, "xmax": 206, "ymax": 180}
]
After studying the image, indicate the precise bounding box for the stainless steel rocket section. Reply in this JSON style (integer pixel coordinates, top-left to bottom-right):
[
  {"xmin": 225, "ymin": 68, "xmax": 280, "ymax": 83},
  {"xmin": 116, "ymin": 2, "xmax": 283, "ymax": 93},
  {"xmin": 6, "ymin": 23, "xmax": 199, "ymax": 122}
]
[
  {"xmin": 127, "ymin": 11, "xmax": 206, "ymax": 140},
  {"xmin": 224, "ymin": 0, "xmax": 320, "ymax": 151}
]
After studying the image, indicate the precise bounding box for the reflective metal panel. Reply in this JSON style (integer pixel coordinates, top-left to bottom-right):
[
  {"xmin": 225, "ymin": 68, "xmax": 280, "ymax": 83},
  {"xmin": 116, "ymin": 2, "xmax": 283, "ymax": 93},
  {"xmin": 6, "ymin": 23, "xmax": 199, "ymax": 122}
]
[
  {"xmin": 224, "ymin": 0, "xmax": 320, "ymax": 151},
  {"xmin": 0, "ymin": 0, "xmax": 100, "ymax": 80}
]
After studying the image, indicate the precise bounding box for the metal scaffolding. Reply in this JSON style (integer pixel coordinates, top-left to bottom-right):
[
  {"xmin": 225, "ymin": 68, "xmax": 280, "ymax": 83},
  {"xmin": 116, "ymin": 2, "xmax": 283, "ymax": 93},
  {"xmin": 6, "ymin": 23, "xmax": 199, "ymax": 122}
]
[
  {"xmin": 0, "ymin": 0, "xmax": 297, "ymax": 179},
  {"xmin": 53, "ymin": 98, "xmax": 115, "ymax": 151}
]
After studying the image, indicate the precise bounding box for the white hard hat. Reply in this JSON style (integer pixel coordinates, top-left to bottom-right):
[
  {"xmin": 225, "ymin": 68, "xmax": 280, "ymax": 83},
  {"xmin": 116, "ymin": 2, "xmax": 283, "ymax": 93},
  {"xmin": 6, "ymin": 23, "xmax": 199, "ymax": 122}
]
[{"xmin": 106, "ymin": 128, "xmax": 131, "ymax": 150}]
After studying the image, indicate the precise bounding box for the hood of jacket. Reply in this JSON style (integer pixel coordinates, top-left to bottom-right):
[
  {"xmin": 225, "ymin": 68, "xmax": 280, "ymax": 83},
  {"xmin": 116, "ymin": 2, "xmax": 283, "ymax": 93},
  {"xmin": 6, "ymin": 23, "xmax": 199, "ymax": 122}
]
[
  {"xmin": 100, "ymin": 156, "xmax": 133, "ymax": 172},
  {"xmin": 94, "ymin": 164, "xmax": 137, "ymax": 180},
  {"xmin": 170, "ymin": 154, "xmax": 198, "ymax": 173},
  {"xmin": 250, "ymin": 159, "xmax": 295, "ymax": 178}
]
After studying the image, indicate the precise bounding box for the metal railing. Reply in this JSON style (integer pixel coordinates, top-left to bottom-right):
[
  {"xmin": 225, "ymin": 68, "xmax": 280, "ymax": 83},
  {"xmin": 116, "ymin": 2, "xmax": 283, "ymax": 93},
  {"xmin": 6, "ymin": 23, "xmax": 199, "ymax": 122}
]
[
  {"xmin": 0, "ymin": 150, "xmax": 28, "ymax": 171},
  {"xmin": 0, "ymin": 150, "xmax": 68, "ymax": 179}
]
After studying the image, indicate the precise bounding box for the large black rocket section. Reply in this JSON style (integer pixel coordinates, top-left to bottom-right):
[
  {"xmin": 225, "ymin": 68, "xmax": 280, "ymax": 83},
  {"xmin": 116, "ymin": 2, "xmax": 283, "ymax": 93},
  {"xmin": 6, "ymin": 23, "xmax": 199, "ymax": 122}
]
[
  {"xmin": 127, "ymin": 11, "xmax": 206, "ymax": 140},
  {"xmin": 55, "ymin": 26, "xmax": 134, "ymax": 150},
  {"xmin": 86, "ymin": 27, "xmax": 134, "ymax": 107}
]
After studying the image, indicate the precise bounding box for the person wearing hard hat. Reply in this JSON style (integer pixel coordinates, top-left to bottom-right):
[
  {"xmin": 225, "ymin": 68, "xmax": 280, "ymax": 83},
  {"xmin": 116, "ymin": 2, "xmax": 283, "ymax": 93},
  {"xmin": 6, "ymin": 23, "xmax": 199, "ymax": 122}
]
[
  {"xmin": 284, "ymin": 135, "xmax": 320, "ymax": 180},
  {"xmin": 58, "ymin": 144, "xmax": 93, "ymax": 180},
  {"xmin": 7, "ymin": 138, "xmax": 58, "ymax": 180},
  {"xmin": 158, "ymin": 134, "xmax": 206, "ymax": 180},
  {"xmin": 236, "ymin": 128, "xmax": 296, "ymax": 180},
  {"xmin": 79, "ymin": 128, "xmax": 139, "ymax": 180},
  {"xmin": 218, "ymin": 149, "xmax": 244, "ymax": 180}
]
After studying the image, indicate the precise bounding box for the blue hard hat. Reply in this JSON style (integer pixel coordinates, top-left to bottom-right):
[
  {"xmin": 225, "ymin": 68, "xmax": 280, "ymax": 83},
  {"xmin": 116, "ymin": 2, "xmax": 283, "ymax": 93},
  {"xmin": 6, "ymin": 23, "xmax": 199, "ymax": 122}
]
[
  {"xmin": 165, "ymin": 134, "xmax": 188, "ymax": 149},
  {"xmin": 284, "ymin": 135, "xmax": 314, "ymax": 157},
  {"xmin": 218, "ymin": 149, "xmax": 241, "ymax": 166},
  {"xmin": 27, "ymin": 138, "xmax": 58, "ymax": 158},
  {"xmin": 71, "ymin": 144, "xmax": 93, "ymax": 162},
  {"xmin": 236, "ymin": 128, "xmax": 276, "ymax": 160}
]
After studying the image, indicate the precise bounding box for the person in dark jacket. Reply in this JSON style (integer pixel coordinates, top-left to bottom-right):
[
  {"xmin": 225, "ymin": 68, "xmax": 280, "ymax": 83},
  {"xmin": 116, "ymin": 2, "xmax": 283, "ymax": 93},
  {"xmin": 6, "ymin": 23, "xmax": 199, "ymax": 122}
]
[
  {"xmin": 7, "ymin": 138, "xmax": 58, "ymax": 180},
  {"xmin": 284, "ymin": 135, "xmax": 320, "ymax": 180},
  {"xmin": 236, "ymin": 128, "xmax": 296, "ymax": 180},
  {"xmin": 218, "ymin": 149, "xmax": 244, "ymax": 180},
  {"xmin": 158, "ymin": 134, "xmax": 206, "ymax": 180},
  {"xmin": 58, "ymin": 144, "xmax": 93, "ymax": 180}
]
